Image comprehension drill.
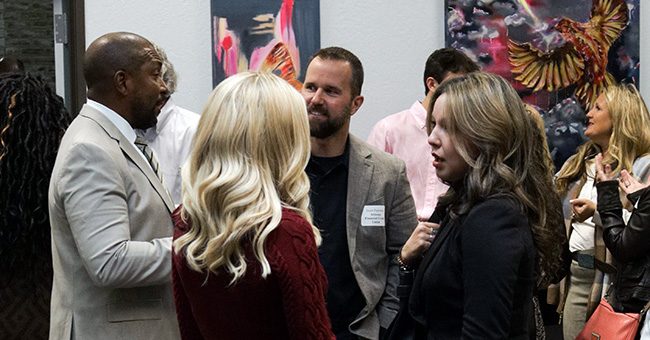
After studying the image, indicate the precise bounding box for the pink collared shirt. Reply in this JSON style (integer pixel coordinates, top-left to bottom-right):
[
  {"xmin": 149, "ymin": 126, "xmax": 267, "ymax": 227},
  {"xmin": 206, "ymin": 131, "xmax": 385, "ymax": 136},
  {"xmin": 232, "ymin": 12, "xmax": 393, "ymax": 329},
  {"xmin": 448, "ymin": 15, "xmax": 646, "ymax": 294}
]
[{"xmin": 367, "ymin": 101, "xmax": 448, "ymax": 220}]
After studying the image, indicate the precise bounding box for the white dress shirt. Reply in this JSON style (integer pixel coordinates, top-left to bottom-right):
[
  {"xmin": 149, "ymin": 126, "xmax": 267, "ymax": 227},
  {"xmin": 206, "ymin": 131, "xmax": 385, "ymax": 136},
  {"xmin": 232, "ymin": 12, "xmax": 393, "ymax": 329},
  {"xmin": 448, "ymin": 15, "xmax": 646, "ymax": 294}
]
[{"xmin": 138, "ymin": 97, "xmax": 199, "ymax": 205}]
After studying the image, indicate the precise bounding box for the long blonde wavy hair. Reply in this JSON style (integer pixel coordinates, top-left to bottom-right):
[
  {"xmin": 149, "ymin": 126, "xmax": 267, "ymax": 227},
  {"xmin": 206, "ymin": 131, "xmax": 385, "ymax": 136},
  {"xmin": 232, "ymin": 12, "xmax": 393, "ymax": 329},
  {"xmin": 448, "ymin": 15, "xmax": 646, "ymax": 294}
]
[
  {"xmin": 427, "ymin": 72, "xmax": 566, "ymax": 286},
  {"xmin": 555, "ymin": 83, "xmax": 650, "ymax": 195},
  {"xmin": 174, "ymin": 72, "xmax": 319, "ymax": 284}
]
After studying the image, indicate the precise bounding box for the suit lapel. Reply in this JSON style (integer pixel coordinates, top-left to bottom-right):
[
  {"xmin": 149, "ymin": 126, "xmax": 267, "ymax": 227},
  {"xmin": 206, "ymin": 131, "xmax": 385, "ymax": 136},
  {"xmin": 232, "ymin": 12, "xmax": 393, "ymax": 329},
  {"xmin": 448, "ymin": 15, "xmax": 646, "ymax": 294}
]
[
  {"xmin": 120, "ymin": 142, "xmax": 175, "ymax": 212},
  {"xmin": 346, "ymin": 135, "xmax": 373, "ymax": 258},
  {"xmin": 81, "ymin": 106, "xmax": 174, "ymax": 212}
]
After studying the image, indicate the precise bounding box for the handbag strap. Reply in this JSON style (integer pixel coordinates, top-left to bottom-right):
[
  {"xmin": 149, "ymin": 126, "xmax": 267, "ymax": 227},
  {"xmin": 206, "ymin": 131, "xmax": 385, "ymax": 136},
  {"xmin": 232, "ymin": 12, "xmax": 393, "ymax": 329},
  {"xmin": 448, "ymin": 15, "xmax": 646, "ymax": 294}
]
[{"xmin": 642, "ymin": 299, "xmax": 650, "ymax": 315}]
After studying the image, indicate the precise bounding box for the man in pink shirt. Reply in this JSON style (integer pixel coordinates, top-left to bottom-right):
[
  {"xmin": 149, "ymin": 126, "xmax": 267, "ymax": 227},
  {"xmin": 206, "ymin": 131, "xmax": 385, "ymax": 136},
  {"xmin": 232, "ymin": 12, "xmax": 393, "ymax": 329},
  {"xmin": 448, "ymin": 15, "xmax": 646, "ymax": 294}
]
[{"xmin": 367, "ymin": 48, "xmax": 478, "ymax": 220}]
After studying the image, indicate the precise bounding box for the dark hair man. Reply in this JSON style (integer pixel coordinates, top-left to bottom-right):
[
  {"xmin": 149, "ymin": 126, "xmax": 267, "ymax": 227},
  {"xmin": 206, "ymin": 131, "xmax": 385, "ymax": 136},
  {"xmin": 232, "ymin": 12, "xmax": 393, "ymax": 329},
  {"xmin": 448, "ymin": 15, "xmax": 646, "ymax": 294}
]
[
  {"xmin": 367, "ymin": 48, "xmax": 479, "ymax": 220},
  {"xmin": 302, "ymin": 46, "xmax": 417, "ymax": 339}
]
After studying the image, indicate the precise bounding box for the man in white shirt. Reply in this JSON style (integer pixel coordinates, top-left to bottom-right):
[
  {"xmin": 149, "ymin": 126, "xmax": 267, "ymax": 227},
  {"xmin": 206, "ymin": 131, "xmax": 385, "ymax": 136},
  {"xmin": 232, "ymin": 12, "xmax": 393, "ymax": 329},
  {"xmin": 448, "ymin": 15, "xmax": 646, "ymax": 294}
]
[
  {"xmin": 138, "ymin": 44, "xmax": 199, "ymax": 205},
  {"xmin": 367, "ymin": 48, "xmax": 478, "ymax": 220}
]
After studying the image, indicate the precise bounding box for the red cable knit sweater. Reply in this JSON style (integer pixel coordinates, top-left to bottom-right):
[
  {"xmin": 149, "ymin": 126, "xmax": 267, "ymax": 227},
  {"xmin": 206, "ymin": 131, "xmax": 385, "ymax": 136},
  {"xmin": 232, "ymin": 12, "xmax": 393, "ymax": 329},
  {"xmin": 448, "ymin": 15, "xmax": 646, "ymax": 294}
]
[{"xmin": 171, "ymin": 207, "xmax": 335, "ymax": 340}]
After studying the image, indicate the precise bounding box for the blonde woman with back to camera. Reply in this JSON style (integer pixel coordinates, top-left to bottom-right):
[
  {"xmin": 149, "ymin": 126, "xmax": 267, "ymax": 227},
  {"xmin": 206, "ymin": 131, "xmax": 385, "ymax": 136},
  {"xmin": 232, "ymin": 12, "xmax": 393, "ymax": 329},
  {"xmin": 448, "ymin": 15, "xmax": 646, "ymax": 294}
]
[
  {"xmin": 554, "ymin": 83, "xmax": 650, "ymax": 339},
  {"xmin": 171, "ymin": 72, "xmax": 335, "ymax": 340}
]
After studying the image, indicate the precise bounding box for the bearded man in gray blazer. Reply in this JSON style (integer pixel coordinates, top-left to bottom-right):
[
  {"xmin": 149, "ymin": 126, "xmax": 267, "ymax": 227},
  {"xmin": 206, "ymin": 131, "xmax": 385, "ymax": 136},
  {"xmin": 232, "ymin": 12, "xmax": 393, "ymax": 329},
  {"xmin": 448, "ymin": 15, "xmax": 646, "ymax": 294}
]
[
  {"xmin": 48, "ymin": 32, "xmax": 180, "ymax": 339},
  {"xmin": 302, "ymin": 47, "xmax": 418, "ymax": 340}
]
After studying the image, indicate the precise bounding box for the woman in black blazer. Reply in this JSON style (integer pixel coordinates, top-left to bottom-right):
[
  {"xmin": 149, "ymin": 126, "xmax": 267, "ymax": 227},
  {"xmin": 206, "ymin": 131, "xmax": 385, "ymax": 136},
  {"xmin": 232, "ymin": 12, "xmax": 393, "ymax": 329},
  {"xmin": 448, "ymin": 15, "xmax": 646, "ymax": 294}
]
[{"xmin": 389, "ymin": 72, "xmax": 566, "ymax": 339}]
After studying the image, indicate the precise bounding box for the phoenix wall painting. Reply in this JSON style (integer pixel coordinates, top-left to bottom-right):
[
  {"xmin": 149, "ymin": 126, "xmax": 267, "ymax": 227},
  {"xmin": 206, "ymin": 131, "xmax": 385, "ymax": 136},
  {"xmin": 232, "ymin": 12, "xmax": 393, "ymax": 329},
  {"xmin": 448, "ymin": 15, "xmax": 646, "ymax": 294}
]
[
  {"xmin": 211, "ymin": 0, "xmax": 320, "ymax": 90},
  {"xmin": 445, "ymin": 0, "xmax": 640, "ymax": 169}
]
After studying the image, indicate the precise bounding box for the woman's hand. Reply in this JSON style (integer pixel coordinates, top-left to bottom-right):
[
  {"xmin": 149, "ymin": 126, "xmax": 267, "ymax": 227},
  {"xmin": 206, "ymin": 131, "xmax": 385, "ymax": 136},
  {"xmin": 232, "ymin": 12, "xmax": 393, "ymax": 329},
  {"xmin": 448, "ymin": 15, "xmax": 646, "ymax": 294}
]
[
  {"xmin": 595, "ymin": 153, "xmax": 615, "ymax": 182},
  {"xmin": 400, "ymin": 221, "xmax": 439, "ymax": 266},
  {"xmin": 569, "ymin": 198, "xmax": 596, "ymax": 222},
  {"xmin": 619, "ymin": 169, "xmax": 650, "ymax": 194},
  {"xmin": 596, "ymin": 152, "xmax": 650, "ymax": 194}
]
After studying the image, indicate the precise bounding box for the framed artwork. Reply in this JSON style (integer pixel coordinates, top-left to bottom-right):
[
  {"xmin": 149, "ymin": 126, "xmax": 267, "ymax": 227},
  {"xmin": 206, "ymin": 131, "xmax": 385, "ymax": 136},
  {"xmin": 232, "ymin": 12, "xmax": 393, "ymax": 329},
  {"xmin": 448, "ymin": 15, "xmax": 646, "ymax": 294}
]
[
  {"xmin": 211, "ymin": 0, "xmax": 320, "ymax": 90},
  {"xmin": 445, "ymin": 0, "xmax": 640, "ymax": 169}
]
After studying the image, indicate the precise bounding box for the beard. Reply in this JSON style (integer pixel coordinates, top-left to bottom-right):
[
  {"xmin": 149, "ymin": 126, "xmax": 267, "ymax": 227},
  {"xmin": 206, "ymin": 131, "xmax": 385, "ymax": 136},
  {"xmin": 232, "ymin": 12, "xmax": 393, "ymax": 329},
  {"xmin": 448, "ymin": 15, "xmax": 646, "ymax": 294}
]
[
  {"xmin": 309, "ymin": 104, "xmax": 350, "ymax": 139},
  {"xmin": 130, "ymin": 96, "xmax": 162, "ymax": 130}
]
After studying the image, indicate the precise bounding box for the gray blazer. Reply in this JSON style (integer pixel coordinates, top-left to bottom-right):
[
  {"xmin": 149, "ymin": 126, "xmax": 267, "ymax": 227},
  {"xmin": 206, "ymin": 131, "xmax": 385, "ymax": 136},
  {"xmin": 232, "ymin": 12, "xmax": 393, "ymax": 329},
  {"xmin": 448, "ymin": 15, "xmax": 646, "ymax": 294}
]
[
  {"xmin": 346, "ymin": 135, "xmax": 417, "ymax": 339},
  {"xmin": 48, "ymin": 105, "xmax": 180, "ymax": 339}
]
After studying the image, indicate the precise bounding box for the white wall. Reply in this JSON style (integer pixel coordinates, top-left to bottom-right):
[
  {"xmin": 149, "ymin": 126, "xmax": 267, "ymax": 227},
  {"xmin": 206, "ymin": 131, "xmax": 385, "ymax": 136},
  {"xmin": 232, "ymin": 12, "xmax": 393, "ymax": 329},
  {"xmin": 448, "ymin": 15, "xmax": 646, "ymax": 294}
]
[
  {"xmin": 320, "ymin": 1, "xmax": 440, "ymax": 138},
  {"xmin": 640, "ymin": 3, "xmax": 649, "ymax": 106},
  {"xmin": 85, "ymin": 1, "xmax": 649, "ymax": 139}
]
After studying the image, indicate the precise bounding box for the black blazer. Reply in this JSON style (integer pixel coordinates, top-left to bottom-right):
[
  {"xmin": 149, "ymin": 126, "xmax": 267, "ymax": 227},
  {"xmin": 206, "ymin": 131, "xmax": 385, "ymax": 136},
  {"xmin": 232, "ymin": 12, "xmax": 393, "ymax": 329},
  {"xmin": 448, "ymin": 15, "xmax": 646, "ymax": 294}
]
[
  {"xmin": 597, "ymin": 181, "xmax": 650, "ymax": 312},
  {"xmin": 403, "ymin": 196, "xmax": 536, "ymax": 339}
]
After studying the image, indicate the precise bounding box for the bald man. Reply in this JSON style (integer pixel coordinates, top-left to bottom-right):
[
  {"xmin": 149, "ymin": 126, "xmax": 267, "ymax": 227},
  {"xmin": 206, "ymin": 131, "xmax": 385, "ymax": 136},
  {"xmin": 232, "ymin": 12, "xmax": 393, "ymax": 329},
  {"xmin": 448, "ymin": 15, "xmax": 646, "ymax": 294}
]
[{"xmin": 48, "ymin": 32, "xmax": 180, "ymax": 339}]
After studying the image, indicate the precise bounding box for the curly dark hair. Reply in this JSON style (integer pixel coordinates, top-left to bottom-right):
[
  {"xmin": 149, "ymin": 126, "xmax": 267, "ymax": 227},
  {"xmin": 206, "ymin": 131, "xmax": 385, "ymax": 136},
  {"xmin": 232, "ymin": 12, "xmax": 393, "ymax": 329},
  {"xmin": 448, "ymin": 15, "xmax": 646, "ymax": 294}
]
[{"xmin": 0, "ymin": 73, "xmax": 71, "ymax": 286}]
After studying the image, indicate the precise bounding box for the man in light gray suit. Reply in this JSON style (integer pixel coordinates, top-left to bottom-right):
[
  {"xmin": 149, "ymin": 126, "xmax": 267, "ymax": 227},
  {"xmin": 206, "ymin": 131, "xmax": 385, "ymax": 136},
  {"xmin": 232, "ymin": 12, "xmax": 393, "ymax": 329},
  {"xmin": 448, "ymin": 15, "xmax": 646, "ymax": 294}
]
[
  {"xmin": 302, "ymin": 47, "xmax": 418, "ymax": 340},
  {"xmin": 48, "ymin": 32, "xmax": 180, "ymax": 339}
]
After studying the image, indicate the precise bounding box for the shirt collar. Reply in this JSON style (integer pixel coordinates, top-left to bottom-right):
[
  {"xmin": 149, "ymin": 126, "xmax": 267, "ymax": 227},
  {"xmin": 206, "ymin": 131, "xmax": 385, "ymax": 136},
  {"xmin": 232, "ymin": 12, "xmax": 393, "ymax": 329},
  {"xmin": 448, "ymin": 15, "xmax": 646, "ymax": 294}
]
[
  {"xmin": 155, "ymin": 98, "xmax": 175, "ymax": 133},
  {"xmin": 309, "ymin": 137, "xmax": 351, "ymax": 170},
  {"xmin": 86, "ymin": 99, "xmax": 137, "ymax": 143},
  {"xmin": 411, "ymin": 101, "xmax": 427, "ymax": 130}
]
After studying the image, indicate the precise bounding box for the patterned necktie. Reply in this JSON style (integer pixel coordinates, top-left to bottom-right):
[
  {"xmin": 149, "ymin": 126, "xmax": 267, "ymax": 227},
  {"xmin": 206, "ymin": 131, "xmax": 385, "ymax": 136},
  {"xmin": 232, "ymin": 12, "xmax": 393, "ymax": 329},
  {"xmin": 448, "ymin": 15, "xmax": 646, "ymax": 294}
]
[{"xmin": 134, "ymin": 135, "xmax": 165, "ymax": 186}]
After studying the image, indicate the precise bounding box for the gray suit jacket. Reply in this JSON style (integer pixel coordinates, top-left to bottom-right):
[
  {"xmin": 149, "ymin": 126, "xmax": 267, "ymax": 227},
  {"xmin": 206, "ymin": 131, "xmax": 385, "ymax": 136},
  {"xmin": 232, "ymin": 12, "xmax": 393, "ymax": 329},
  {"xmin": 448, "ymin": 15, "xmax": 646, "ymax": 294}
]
[
  {"xmin": 48, "ymin": 105, "xmax": 180, "ymax": 339},
  {"xmin": 346, "ymin": 135, "xmax": 417, "ymax": 339}
]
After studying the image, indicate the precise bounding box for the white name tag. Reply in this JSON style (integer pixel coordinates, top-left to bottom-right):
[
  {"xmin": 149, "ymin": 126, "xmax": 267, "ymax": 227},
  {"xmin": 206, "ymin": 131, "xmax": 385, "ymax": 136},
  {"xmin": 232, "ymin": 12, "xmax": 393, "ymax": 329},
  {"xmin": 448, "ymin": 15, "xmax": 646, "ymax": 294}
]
[{"xmin": 361, "ymin": 205, "xmax": 385, "ymax": 226}]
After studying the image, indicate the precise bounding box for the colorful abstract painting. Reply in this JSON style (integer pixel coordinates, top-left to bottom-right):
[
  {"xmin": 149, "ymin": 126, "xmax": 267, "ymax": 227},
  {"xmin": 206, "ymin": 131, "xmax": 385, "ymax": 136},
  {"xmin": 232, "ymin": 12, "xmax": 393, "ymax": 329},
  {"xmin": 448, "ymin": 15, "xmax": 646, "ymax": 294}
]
[
  {"xmin": 445, "ymin": 0, "xmax": 640, "ymax": 170},
  {"xmin": 211, "ymin": 0, "xmax": 320, "ymax": 90}
]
